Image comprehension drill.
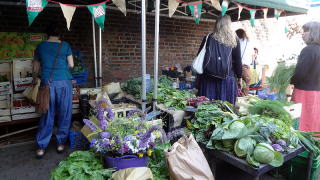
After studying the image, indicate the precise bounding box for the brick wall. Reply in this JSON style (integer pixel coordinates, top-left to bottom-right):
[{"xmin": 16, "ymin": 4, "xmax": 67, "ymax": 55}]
[{"xmin": 0, "ymin": 5, "xmax": 214, "ymax": 85}]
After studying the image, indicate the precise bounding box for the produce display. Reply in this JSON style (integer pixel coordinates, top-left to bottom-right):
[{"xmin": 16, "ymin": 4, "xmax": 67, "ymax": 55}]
[
  {"xmin": 190, "ymin": 99, "xmax": 320, "ymax": 167},
  {"xmin": 50, "ymin": 151, "xmax": 113, "ymax": 180},
  {"xmin": 186, "ymin": 96, "xmax": 210, "ymax": 107}
]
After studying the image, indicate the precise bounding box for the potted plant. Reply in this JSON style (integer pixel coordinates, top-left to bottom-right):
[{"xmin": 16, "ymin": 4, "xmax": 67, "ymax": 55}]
[{"xmin": 83, "ymin": 98, "xmax": 163, "ymax": 171}]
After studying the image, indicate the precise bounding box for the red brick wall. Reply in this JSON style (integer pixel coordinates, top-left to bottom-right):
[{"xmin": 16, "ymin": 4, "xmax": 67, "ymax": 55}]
[{"xmin": 0, "ymin": 5, "xmax": 214, "ymax": 85}]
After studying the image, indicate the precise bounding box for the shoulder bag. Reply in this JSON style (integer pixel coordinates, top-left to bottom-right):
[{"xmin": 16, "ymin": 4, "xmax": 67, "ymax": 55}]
[
  {"xmin": 192, "ymin": 34, "xmax": 211, "ymax": 74},
  {"xmin": 36, "ymin": 42, "xmax": 62, "ymax": 114}
]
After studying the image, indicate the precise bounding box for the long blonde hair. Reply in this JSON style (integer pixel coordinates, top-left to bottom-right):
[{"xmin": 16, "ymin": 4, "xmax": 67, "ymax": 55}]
[{"xmin": 212, "ymin": 15, "xmax": 237, "ymax": 48}]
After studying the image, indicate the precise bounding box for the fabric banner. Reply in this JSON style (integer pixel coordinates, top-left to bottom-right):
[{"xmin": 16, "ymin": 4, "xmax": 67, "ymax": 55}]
[
  {"xmin": 210, "ymin": 0, "xmax": 221, "ymax": 11},
  {"xmin": 26, "ymin": 0, "xmax": 48, "ymax": 26},
  {"xmin": 169, "ymin": 0, "xmax": 179, "ymax": 17},
  {"xmin": 221, "ymin": 0, "xmax": 229, "ymax": 16},
  {"xmin": 88, "ymin": 3, "xmax": 107, "ymax": 30},
  {"xmin": 60, "ymin": 4, "xmax": 76, "ymax": 30},
  {"xmin": 188, "ymin": 3, "xmax": 203, "ymax": 24},
  {"xmin": 237, "ymin": 4, "xmax": 243, "ymax": 20},
  {"xmin": 262, "ymin": 8, "xmax": 268, "ymax": 19},
  {"xmin": 112, "ymin": 0, "xmax": 126, "ymax": 16},
  {"xmin": 249, "ymin": 9, "xmax": 256, "ymax": 27},
  {"xmin": 274, "ymin": 9, "xmax": 283, "ymax": 20}
]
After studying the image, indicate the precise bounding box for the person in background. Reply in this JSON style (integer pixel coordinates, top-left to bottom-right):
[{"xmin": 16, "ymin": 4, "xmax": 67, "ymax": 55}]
[
  {"xmin": 32, "ymin": 24, "xmax": 74, "ymax": 158},
  {"xmin": 196, "ymin": 15, "xmax": 242, "ymax": 104},
  {"xmin": 291, "ymin": 21, "xmax": 320, "ymax": 132},
  {"xmin": 236, "ymin": 29, "xmax": 254, "ymax": 95}
]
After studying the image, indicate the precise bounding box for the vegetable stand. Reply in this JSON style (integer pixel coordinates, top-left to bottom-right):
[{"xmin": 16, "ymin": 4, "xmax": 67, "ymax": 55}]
[{"xmin": 201, "ymin": 144, "xmax": 312, "ymax": 180}]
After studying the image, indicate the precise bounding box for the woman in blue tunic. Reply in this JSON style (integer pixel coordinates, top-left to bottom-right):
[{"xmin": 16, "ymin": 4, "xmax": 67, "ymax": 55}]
[
  {"xmin": 196, "ymin": 15, "xmax": 242, "ymax": 104},
  {"xmin": 33, "ymin": 25, "xmax": 74, "ymax": 158}
]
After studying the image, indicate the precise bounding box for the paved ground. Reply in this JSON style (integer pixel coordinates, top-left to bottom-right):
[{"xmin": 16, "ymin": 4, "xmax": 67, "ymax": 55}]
[
  {"xmin": 0, "ymin": 141, "xmax": 286, "ymax": 180},
  {"xmin": 0, "ymin": 141, "xmax": 74, "ymax": 180}
]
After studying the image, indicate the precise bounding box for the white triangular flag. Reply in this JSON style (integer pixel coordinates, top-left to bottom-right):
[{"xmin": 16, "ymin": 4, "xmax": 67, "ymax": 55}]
[
  {"xmin": 210, "ymin": 0, "xmax": 221, "ymax": 11},
  {"xmin": 60, "ymin": 3, "xmax": 76, "ymax": 30},
  {"xmin": 169, "ymin": 0, "xmax": 179, "ymax": 17},
  {"xmin": 112, "ymin": 0, "xmax": 126, "ymax": 16},
  {"xmin": 262, "ymin": 8, "xmax": 268, "ymax": 19},
  {"xmin": 237, "ymin": 4, "xmax": 243, "ymax": 20}
]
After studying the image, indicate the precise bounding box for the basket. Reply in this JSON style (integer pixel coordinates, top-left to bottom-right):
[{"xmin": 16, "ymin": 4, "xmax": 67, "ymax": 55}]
[
  {"xmin": 104, "ymin": 155, "xmax": 148, "ymax": 171},
  {"xmin": 72, "ymin": 69, "xmax": 88, "ymax": 85},
  {"xmin": 69, "ymin": 130, "xmax": 89, "ymax": 149},
  {"xmin": 288, "ymin": 151, "xmax": 320, "ymax": 180}
]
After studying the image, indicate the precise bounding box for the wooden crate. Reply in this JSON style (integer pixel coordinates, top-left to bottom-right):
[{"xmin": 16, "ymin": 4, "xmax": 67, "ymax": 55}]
[{"xmin": 12, "ymin": 59, "xmax": 33, "ymax": 91}]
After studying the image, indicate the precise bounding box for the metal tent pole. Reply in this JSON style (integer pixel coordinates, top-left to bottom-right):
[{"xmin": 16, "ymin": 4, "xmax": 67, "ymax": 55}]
[
  {"xmin": 153, "ymin": 0, "xmax": 160, "ymax": 111},
  {"xmin": 141, "ymin": 0, "xmax": 147, "ymax": 111},
  {"xmin": 92, "ymin": 16, "xmax": 98, "ymax": 87},
  {"xmin": 98, "ymin": 27, "xmax": 103, "ymax": 87}
]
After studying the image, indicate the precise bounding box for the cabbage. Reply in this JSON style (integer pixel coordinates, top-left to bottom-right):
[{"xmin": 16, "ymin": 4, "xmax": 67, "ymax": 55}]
[
  {"xmin": 229, "ymin": 121, "xmax": 245, "ymax": 130},
  {"xmin": 253, "ymin": 143, "xmax": 275, "ymax": 164},
  {"xmin": 222, "ymin": 139, "xmax": 234, "ymax": 148},
  {"xmin": 234, "ymin": 137, "xmax": 256, "ymax": 158}
]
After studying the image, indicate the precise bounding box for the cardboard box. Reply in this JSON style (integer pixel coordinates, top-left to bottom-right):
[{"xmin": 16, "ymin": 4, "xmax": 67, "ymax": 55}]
[
  {"xmin": 0, "ymin": 116, "xmax": 11, "ymax": 123},
  {"xmin": 12, "ymin": 113, "xmax": 40, "ymax": 120},
  {"xmin": 11, "ymin": 106, "xmax": 35, "ymax": 115}
]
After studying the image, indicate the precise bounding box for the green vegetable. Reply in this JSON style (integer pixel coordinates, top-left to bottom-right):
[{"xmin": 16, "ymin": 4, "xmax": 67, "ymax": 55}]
[
  {"xmin": 222, "ymin": 139, "xmax": 235, "ymax": 148},
  {"xmin": 234, "ymin": 137, "xmax": 256, "ymax": 158},
  {"xmin": 229, "ymin": 121, "xmax": 245, "ymax": 130},
  {"xmin": 268, "ymin": 62, "xmax": 296, "ymax": 98},
  {"xmin": 253, "ymin": 143, "xmax": 284, "ymax": 167},
  {"xmin": 148, "ymin": 143, "xmax": 171, "ymax": 180},
  {"xmin": 50, "ymin": 151, "xmax": 113, "ymax": 180}
]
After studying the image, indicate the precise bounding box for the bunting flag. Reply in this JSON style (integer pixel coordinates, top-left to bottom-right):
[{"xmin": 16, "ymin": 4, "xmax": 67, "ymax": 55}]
[
  {"xmin": 249, "ymin": 9, "xmax": 256, "ymax": 27},
  {"xmin": 60, "ymin": 4, "xmax": 76, "ymax": 30},
  {"xmin": 274, "ymin": 9, "xmax": 283, "ymax": 20},
  {"xmin": 262, "ymin": 8, "xmax": 268, "ymax": 19},
  {"xmin": 210, "ymin": 0, "xmax": 221, "ymax": 11},
  {"xmin": 237, "ymin": 3, "xmax": 243, "ymax": 20},
  {"xmin": 26, "ymin": 0, "xmax": 48, "ymax": 26},
  {"xmin": 88, "ymin": 3, "xmax": 107, "ymax": 30},
  {"xmin": 169, "ymin": 0, "xmax": 179, "ymax": 17},
  {"xmin": 221, "ymin": 0, "xmax": 229, "ymax": 16},
  {"xmin": 113, "ymin": 0, "xmax": 127, "ymax": 16},
  {"xmin": 188, "ymin": 3, "xmax": 203, "ymax": 24}
]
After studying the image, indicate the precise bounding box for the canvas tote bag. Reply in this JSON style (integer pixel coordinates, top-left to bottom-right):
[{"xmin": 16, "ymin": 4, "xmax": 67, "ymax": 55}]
[
  {"xmin": 192, "ymin": 34, "xmax": 210, "ymax": 74},
  {"xmin": 165, "ymin": 134, "xmax": 214, "ymax": 180}
]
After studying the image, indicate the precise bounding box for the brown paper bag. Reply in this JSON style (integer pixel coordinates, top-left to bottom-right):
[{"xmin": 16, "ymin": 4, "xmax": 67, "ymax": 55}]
[{"xmin": 165, "ymin": 134, "xmax": 214, "ymax": 180}]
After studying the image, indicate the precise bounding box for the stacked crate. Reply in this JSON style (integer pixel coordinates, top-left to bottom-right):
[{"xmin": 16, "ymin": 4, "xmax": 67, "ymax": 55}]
[
  {"xmin": 72, "ymin": 85, "xmax": 80, "ymax": 115},
  {"xmin": 0, "ymin": 62, "xmax": 13, "ymax": 122},
  {"xmin": 11, "ymin": 93, "xmax": 40, "ymax": 120}
]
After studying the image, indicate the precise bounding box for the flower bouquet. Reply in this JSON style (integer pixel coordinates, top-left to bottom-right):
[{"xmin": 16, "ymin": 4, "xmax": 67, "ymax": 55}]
[{"xmin": 83, "ymin": 98, "xmax": 163, "ymax": 170}]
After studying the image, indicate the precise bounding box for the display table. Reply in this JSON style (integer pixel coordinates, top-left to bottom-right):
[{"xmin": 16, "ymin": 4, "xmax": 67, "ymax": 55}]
[{"xmin": 200, "ymin": 144, "xmax": 312, "ymax": 180}]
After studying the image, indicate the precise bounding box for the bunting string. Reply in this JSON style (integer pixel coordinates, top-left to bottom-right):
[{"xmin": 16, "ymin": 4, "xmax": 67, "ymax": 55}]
[{"xmin": 47, "ymin": 0, "xmax": 111, "ymax": 7}]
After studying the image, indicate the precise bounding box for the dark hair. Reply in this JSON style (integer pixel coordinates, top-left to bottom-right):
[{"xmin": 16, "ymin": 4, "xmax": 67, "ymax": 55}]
[
  {"xmin": 236, "ymin": 29, "xmax": 247, "ymax": 39},
  {"xmin": 45, "ymin": 23, "xmax": 60, "ymax": 37},
  {"xmin": 254, "ymin": 47, "xmax": 258, "ymax": 53}
]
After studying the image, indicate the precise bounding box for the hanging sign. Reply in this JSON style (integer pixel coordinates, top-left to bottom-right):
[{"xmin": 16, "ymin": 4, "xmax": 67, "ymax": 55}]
[
  {"xmin": 169, "ymin": 0, "xmax": 179, "ymax": 17},
  {"xmin": 237, "ymin": 3, "xmax": 243, "ymax": 20},
  {"xmin": 60, "ymin": 4, "xmax": 76, "ymax": 30},
  {"xmin": 88, "ymin": 3, "xmax": 107, "ymax": 30},
  {"xmin": 210, "ymin": 0, "xmax": 221, "ymax": 11},
  {"xmin": 26, "ymin": 0, "xmax": 48, "ymax": 26},
  {"xmin": 221, "ymin": 0, "xmax": 229, "ymax": 16},
  {"xmin": 113, "ymin": 0, "xmax": 127, "ymax": 16},
  {"xmin": 188, "ymin": 3, "xmax": 203, "ymax": 24}
]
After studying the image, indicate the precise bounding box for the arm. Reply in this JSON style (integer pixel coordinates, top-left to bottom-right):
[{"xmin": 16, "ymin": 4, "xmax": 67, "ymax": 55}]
[
  {"xmin": 67, "ymin": 55, "xmax": 74, "ymax": 68},
  {"xmin": 232, "ymin": 40, "xmax": 242, "ymax": 78},
  {"xmin": 197, "ymin": 35, "xmax": 207, "ymax": 55}
]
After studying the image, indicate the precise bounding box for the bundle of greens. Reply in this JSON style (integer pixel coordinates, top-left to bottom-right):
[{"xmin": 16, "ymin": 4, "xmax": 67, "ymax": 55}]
[
  {"xmin": 268, "ymin": 62, "xmax": 296, "ymax": 98},
  {"xmin": 121, "ymin": 75, "xmax": 173, "ymax": 98},
  {"xmin": 50, "ymin": 151, "xmax": 113, "ymax": 180},
  {"xmin": 148, "ymin": 143, "xmax": 171, "ymax": 180}
]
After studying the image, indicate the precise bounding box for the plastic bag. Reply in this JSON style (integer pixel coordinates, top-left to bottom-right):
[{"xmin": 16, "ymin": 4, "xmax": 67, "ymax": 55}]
[
  {"xmin": 165, "ymin": 134, "xmax": 214, "ymax": 180},
  {"xmin": 192, "ymin": 34, "xmax": 210, "ymax": 74},
  {"xmin": 22, "ymin": 78, "xmax": 40, "ymax": 103},
  {"xmin": 112, "ymin": 167, "xmax": 153, "ymax": 180}
]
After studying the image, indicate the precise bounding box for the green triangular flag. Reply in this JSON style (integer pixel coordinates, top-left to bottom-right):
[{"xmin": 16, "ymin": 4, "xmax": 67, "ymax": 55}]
[
  {"xmin": 249, "ymin": 9, "xmax": 256, "ymax": 27},
  {"xmin": 188, "ymin": 3, "xmax": 203, "ymax": 24},
  {"xmin": 285, "ymin": 26, "xmax": 289, "ymax": 33},
  {"xmin": 274, "ymin": 9, "xmax": 283, "ymax": 20},
  {"xmin": 88, "ymin": 3, "xmax": 107, "ymax": 30},
  {"xmin": 26, "ymin": 0, "xmax": 48, "ymax": 26},
  {"xmin": 221, "ymin": 0, "xmax": 229, "ymax": 16}
]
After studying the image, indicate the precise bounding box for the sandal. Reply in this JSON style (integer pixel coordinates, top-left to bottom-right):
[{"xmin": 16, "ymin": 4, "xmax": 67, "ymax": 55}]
[
  {"xmin": 36, "ymin": 149, "xmax": 45, "ymax": 159},
  {"xmin": 57, "ymin": 145, "xmax": 65, "ymax": 154}
]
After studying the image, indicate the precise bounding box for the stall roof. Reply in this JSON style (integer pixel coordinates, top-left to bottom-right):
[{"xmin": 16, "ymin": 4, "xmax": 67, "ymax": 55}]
[{"xmin": 234, "ymin": 0, "xmax": 310, "ymax": 14}]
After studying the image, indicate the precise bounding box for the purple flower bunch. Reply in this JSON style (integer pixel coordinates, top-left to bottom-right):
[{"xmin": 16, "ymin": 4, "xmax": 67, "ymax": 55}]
[{"xmin": 83, "ymin": 119, "xmax": 99, "ymax": 132}]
